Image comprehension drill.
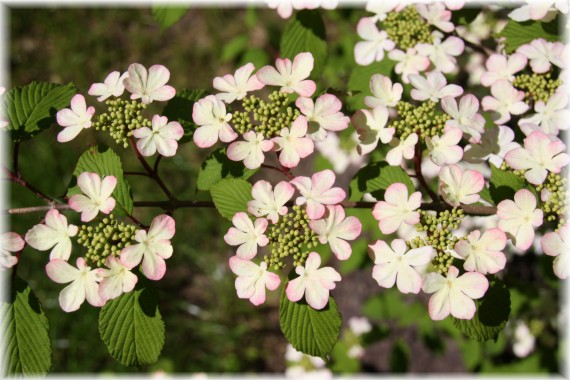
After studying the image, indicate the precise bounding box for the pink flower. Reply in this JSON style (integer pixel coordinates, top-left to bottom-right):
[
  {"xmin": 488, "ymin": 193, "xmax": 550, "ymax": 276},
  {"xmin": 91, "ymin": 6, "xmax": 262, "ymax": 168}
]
[
  {"xmin": 520, "ymin": 91, "xmax": 570, "ymax": 135},
  {"xmin": 227, "ymin": 131, "xmax": 274, "ymax": 169},
  {"xmin": 426, "ymin": 127, "xmax": 464, "ymax": 166},
  {"xmin": 309, "ymin": 205, "xmax": 362, "ymax": 260},
  {"xmin": 296, "ymin": 94, "xmax": 349, "ymax": 141},
  {"xmin": 372, "ymin": 183, "xmax": 421, "ymax": 234},
  {"xmin": 25, "ymin": 209, "xmax": 78, "ymax": 261},
  {"xmin": 505, "ymin": 131, "xmax": 570, "ymax": 185},
  {"xmin": 213, "ymin": 63, "xmax": 264, "ymax": 104},
  {"xmin": 229, "ymin": 256, "xmax": 281, "ymax": 306},
  {"xmin": 410, "ymin": 71, "xmax": 463, "ymax": 102},
  {"xmin": 248, "ymin": 180, "xmax": 295, "ymax": 224},
  {"xmin": 291, "ymin": 169, "xmax": 346, "ymax": 220},
  {"xmin": 46, "ymin": 258, "xmax": 105, "ymax": 312},
  {"xmin": 441, "ymin": 94, "xmax": 485, "ymax": 143},
  {"xmin": 123, "ymin": 63, "xmax": 175, "ymax": 104},
  {"xmin": 0, "ymin": 232, "xmax": 24, "ymax": 269},
  {"xmin": 192, "ymin": 95, "xmax": 237, "ymax": 148},
  {"xmin": 389, "ymin": 48, "xmax": 430, "ymax": 83},
  {"xmin": 509, "ymin": 1, "xmax": 569, "ymax": 22},
  {"xmin": 88, "ymin": 71, "xmax": 128, "ymax": 102},
  {"xmin": 416, "ymin": 3, "xmax": 454, "ymax": 32},
  {"xmin": 365, "ymin": 0, "xmax": 402, "ymax": 21},
  {"xmin": 438, "ymin": 164, "xmax": 484, "ymax": 206},
  {"xmin": 224, "ymin": 212, "xmax": 269, "ymax": 260},
  {"xmin": 120, "ymin": 214, "xmax": 175, "ymax": 281},
  {"xmin": 482, "ymin": 80, "xmax": 529, "ymax": 125},
  {"xmin": 454, "ymin": 228, "xmax": 507, "ymax": 274},
  {"xmin": 541, "ymin": 224, "xmax": 569, "ymax": 279},
  {"xmin": 56, "ymin": 94, "xmax": 95, "ymax": 143},
  {"xmin": 98, "ymin": 256, "xmax": 138, "ymax": 301},
  {"xmin": 497, "ymin": 189, "xmax": 543, "ymax": 250},
  {"xmin": 354, "ymin": 105, "xmax": 395, "ymax": 156},
  {"xmin": 134, "ymin": 115, "xmax": 184, "ymax": 157},
  {"xmin": 370, "ymin": 239, "xmax": 433, "ymax": 294},
  {"xmin": 286, "ymin": 252, "xmax": 341, "ymax": 310},
  {"xmin": 480, "ymin": 53, "xmax": 528, "ymax": 87},
  {"xmin": 386, "ymin": 133, "xmax": 418, "ymax": 166},
  {"xmin": 354, "ymin": 17, "xmax": 395, "ymax": 66},
  {"xmin": 272, "ymin": 116, "xmax": 314, "ymax": 168},
  {"xmin": 68, "ymin": 172, "xmax": 116, "ymax": 222},
  {"xmin": 256, "ymin": 52, "xmax": 316, "ymax": 97},
  {"xmin": 365, "ymin": 74, "xmax": 403, "ymax": 108},
  {"xmin": 422, "ymin": 266, "xmax": 489, "ymax": 320},
  {"xmin": 416, "ymin": 33, "xmax": 465, "ymax": 74},
  {"xmin": 517, "ymin": 39, "xmax": 565, "ymax": 74}
]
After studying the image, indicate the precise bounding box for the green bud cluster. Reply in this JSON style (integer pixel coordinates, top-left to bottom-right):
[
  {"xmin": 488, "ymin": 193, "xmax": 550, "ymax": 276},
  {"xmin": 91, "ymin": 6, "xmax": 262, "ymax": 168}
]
[
  {"xmin": 76, "ymin": 214, "xmax": 137, "ymax": 267},
  {"xmin": 92, "ymin": 99, "xmax": 152, "ymax": 148},
  {"xmin": 537, "ymin": 172, "xmax": 567, "ymax": 226},
  {"xmin": 410, "ymin": 208, "xmax": 465, "ymax": 274},
  {"xmin": 231, "ymin": 91, "xmax": 301, "ymax": 139},
  {"xmin": 383, "ymin": 6, "xmax": 433, "ymax": 50},
  {"xmin": 513, "ymin": 73, "xmax": 561, "ymax": 104},
  {"xmin": 500, "ymin": 161, "xmax": 526, "ymax": 179},
  {"xmin": 263, "ymin": 205, "xmax": 320, "ymax": 270},
  {"xmin": 389, "ymin": 101, "xmax": 451, "ymax": 140}
]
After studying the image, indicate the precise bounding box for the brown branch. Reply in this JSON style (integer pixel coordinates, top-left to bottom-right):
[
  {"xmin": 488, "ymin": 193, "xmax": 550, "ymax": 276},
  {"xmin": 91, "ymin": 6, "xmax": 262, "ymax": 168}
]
[
  {"xmin": 3, "ymin": 166, "xmax": 57, "ymax": 204},
  {"xmin": 261, "ymin": 163, "xmax": 294, "ymax": 180},
  {"xmin": 413, "ymin": 142, "xmax": 439, "ymax": 202},
  {"xmin": 129, "ymin": 137, "xmax": 175, "ymax": 201}
]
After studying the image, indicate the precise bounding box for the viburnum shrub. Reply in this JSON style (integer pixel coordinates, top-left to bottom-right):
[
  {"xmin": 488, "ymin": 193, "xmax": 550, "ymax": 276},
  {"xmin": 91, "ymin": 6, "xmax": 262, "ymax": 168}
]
[{"xmin": 1, "ymin": 0, "xmax": 568, "ymax": 375}]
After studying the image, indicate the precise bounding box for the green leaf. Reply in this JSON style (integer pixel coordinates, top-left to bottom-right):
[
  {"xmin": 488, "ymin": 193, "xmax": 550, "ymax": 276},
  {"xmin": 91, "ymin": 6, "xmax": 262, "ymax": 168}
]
[
  {"xmin": 280, "ymin": 10, "xmax": 327, "ymax": 77},
  {"xmin": 1, "ymin": 81, "xmax": 77, "ymax": 141},
  {"xmin": 1, "ymin": 277, "xmax": 52, "ymax": 376},
  {"xmin": 479, "ymin": 186, "xmax": 494, "ymax": 205},
  {"xmin": 152, "ymin": 4, "xmax": 189, "ymax": 30},
  {"xmin": 67, "ymin": 145, "xmax": 133, "ymax": 216},
  {"xmin": 349, "ymin": 161, "xmax": 415, "ymax": 201},
  {"xmin": 221, "ymin": 35, "xmax": 249, "ymax": 63},
  {"xmin": 489, "ymin": 164, "xmax": 525, "ymax": 204},
  {"xmin": 98, "ymin": 287, "xmax": 165, "ymax": 367},
  {"xmin": 451, "ymin": 8, "xmax": 481, "ymax": 26},
  {"xmin": 453, "ymin": 278, "xmax": 511, "ymax": 342},
  {"xmin": 347, "ymin": 60, "xmax": 396, "ymax": 111},
  {"xmin": 279, "ymin": 287, "xmax": 342, "ymax": 359},
  {"xmin": 499, "ymin": 18, "xmax": 559, "ymax": 54},
  {"xmin": 197, "ymin": 149, "xmax": 258, "ymax": 191},
  {"xmin": 210, "ymin": 178, "xmax": 253, "ymax": 220},
  {"xmin": 161, "ymin": 89, "xmax": 207, "ymax": 144}
]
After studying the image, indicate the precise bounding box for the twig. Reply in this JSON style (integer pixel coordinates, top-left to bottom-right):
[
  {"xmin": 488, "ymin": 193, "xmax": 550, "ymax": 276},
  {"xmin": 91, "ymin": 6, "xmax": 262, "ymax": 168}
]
[
  {"xmin": 153, "ymin": 155, "xmax": 162, "ymax": 174},
  {"xmin": 413, "ymin": 142, "xmax": 439, "ymax": 202},
  {"xmin": 3, "ymin": 166, "xmax": 57, "ymax": 205}
]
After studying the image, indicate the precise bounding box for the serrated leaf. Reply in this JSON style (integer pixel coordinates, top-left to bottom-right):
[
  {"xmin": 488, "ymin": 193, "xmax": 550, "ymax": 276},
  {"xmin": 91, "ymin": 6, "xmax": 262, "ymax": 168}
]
[
  {"xmin": 349, "ymin": 161, "xmax": 415, "ymax": 201},
  {"xmin": 280, "ymin": 10, "xmax": 327, "ymax": 77},
  {"xmin": 98, "ymin": 287, "xmax": 165, "ymax": 367},
  {"xmin": 498, "ymin": 18, "xmax": 559, "ymax": 54},
  {"xmin": 162, "ymin": 89, "xmax": 207, "ymax": 144},
  {"xmin": 1, "ymin": 81, "xmax": 77, "ymax": 141},
  {"xmin": 453, "ymin": 278, "xmax": 511, "ymax": 342},
  {"xmin": 489, "ymin": 164, "xmax": 525, "ymax": 204},
  {"xmin": 0, "ymin": 277, "xmax": 52, "ymax": 376},
  {"xmin": 152, "ymin": 4, "xmax": 189, "ymax": 30},
  {"xmin": 279, "ymin": 287, "xmax": 342, "ymax": 359},
  {"xmin": 197, "ymin": 149, "xmax": 258, "ymax": 191},
  {"xmin": 210, "ymin": 178, "xmax": 253, "ymax": 220},
  {"xmin": 67, "ymin": 145, "xmax": 133, "ymax": 216}
]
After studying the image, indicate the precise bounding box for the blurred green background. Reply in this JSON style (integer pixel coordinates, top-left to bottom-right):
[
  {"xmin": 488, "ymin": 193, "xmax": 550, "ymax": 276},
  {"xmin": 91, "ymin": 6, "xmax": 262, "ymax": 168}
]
[{"xmin": 7, "ymin": 6, "xmax": 562, "ymax": 375}]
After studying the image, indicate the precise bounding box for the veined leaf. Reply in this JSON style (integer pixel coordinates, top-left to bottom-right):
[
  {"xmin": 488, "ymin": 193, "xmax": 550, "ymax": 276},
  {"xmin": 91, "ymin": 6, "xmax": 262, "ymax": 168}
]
[{"xmin": 210, "ymin": 178, "xmax": 253, "ymax": 220}]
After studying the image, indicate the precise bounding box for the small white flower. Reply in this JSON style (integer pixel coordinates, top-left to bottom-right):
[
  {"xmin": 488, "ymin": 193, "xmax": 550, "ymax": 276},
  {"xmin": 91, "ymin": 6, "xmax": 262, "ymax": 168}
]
[
  {"xmin": 372, "ymin": 182, "xmax": 421, "ymax": 235},
  {"xmin": 227, "ymin": 131, "xmax": 274, "ymax": 169},
  {"xmin": 0, "ymin": 232, "xmax": 24, "ymax": 269},
  {"xmin": 410, "ymin": 71, "xmax": 463, "ymax": 102},
  {"xmin": 426, "ymin": 127, "xmax": 463, "ymax": 166},
  {"xmin": 438, "ymin": 164, "xmax": 484, "ymax": 206},
  {"xmin": 98, "ymin": 256, "xmax": 138, "ymax": 301},
  {"xmin": 441, "ymin": 94, "xmax": 486, "ymax": 143},
  {"xmin": 354, "ymin": 17, "xmax": 395, "ymax": 66},
  {"xmin": 454, "ymin": 228, "xmax": 507, "ymax": 274},
  {"xmin": 224, "ymin": 213, "xmax": 269, "ymax": 260},
  {"xmin": 416, "ymin": 32, "xmax": 465, "ymax": 74},
  {"xmin": 354, "ymin": 105, "xmax": 395, "ymax": 156},
  {"xmin": 482, "ymin": 80, "xmax": 529, "ymax": 125},
  {"xmin": 296, "ymin": 94, "xmax": 350, "ymax": 142},
  {"xmin": 123, "ymin": 63, "xmax": 176, "ymax": 104},
  {"xmin": 68, "ymin": 172, "xmax": 117, "ymax": 222},
  {"xmin": 25, "ymin": 209, "xmax": 78, "ymax": 261},
  {"xmin": 133, "ymin": 115, "xmax": 184, "ymax": 157},
  {"xmin": 88, "ymin": 71, "xmax": 128, "ymax": 102},
  {"xmin": 463, "ymin": 125, "xmax": 520, "ymax": 168},
  {"xmin": 519, "ymin": 91, "xmax": 570, "ymax": 135},
  {"xmin": 365, "ymin": 74, "xmax": 403, "ymax": 108},
  {"xmin": 56, "ymin": 94, "xmax": 95, "ymax": 143},
  {"xmin": 247, "ymin": 180, "xmax": 295, "ymax": 224},
  {"xmin": 257, "ymin": 52, "xmax": 316, "ymax": 97},
  {"xmin": 213, "ymin": 63, "xmax": 265, "ymax": 104},
  {"xmin": 229, "ymin": 256, "xmax": 281, "ymax": 306},
  {"xmin": 291, "ymin": 169, "xmax": 346, "ymax": 220},
  {"xmin": 272, "ymin": 116, "xmax": 315, "ymax": 168},
  {"xmin": 192, "ymin": 95, "xmax": 237, "ymax": 148},
  {"xmin": 517, "ymin": 39, "xmax": 565, "ymax": 73},
  {"xmin": 348, "ymin": 316, "xmax": 372, "ymax": 336},
  {"xmin": 386, "ymin": 133, "xmax": 418, "ymax": 166},
  {"xmin": 389, "ymin": 48, "xmax": 430, "ymax": 83},
  {"xmin": 309, "ymin": 205, "xmax": 362, "ymax": 260},
  {"xmin": 416, "ymin": 3, "xmax": 455, "ymax": 32},
  {"xmin": 497, "ymin": 189, "xmax": 543, "ymax": 250},
  {"xmin": 540, "ymin": 223, "xmax": 569, "ymax": 279},
  {"xmin": 480, "ymin": 53, "xmax": 528, "ymax": 87},
  {"xmin": 512, "ymin": 320, "xmax": 536, "ymax": 358}
]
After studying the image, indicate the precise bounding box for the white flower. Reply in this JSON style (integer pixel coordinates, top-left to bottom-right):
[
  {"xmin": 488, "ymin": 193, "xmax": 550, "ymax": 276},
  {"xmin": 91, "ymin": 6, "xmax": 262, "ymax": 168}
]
[
  {"xmin": 372, "ymin": 182, "xmax": 421, "ymax": 235},
  {"xmin": 229, "ymin": 256, "xmax": 281, "ymax": 306},
  {"xmin": 426, "ymin": 127, "xmax": 463, "ymax": 166},
  {"xmin": 68, "ymin": 172, "xmax": 116, "ymax": 222},
  {"xmin": 441, "ymin": 95, "xmax": 486, "ymax": 143},
  {"xmin": 46, "ymin": 258, "xmax": 105, "ymax": 312},
  {"xmin": 98, "ymin": 256, "xmax": 138, "ymax": 301},
  {"xmin": 516, "ymin": 39, "xmax": 565, "ymax": 73},
  {"xmin": 416, "ymin": 32, "xmax": 465, "ymax": 74},
  {"xmin": 309, "ymin": 205, "xmax": 362, "ymax": 260},
  {"xmin": 286, "ymin": 252, "xmax": 341, "ymax": 310},
  {"xmin": 247, "ymin": 180, "xmax": 295, "ymax": 224},
  {"xmin": 370, "ymin": 239, "xmax": 433, "ymax": 294},
  {"xmin": 0, "ymin": 232, "xmax": 24, "ymax": 269},
  {"xmin": 315, "ymin": 132, "xmax": 365, "ymax": 174},
  {"xmin": 213, "ymin": 63, "xmax": 264, "ymax": 104},
  {"xmin": 497, "ymin": 189, "xmax": 543, "ymax": 250},
  {"xmin": 25, "ymin": 209, "xmax": 78, "ymax": 261},
  {"xmin": 422, "ymin": 266, "xmax": 489, "ymax": 320},
  {"xmin": 257, "ymin": 52, "xmax": 316, "ymax": 97},
  {"xmin": 296, "ymin": 94, "xmax": 350, "ymax": 141},
  {"xmin": 386, "ymin": 133, "xmax": 418, "ymax": 166},
  {"xmin": 438, "ymin": 164, "xmax": 485, "ymax": 206},
  {"xmin": 480, "ymin": 53, "xmax": 528, "ymax": 87},
  {"xmin": 227, "ymin": 131, "xmax": 274, "ymax": 169},
  {"xmin": 416, "ymin": 3, "xmax": 454, "ymax": 32},
  {"xmin": 120, "ymin": 214, "xmax": 175, "ymax": 281},
  {"xmin": 540, "ymin": 223, "xmax": 569, "ymax": 279},
  {"xmin": 123, "ymin": 63, "xmax": 175, "ymax": 104},
  {"xmin": 365, "ymin": 74, "xmax": 403, "ymax": 108},
  {"xmin": 365, "ymin": 0, "xmax": 402, "ymax": 21},
  {"xmin": 354, "ymin": 105, "xmax": 395, "ymax": 156},
  {"xmin": 482, "ymin": 80, "xmax": 529, "ymax": 125},
  {"xmin": 348, "ymin": 316, "xmax": 372, "ymax": 336},
  {"xmin": 410, "ymin": 71, "xmax": 463, "ymax": 102},
  {"xmin": 509, "ymin": 0, "xmax": 569, "ymax": 22},
  {"xmin": 192, "ymin": 95, "xmax": 237, "ymax": 148},
  {"xmin": 354, "ymin": 17, "xmax": 395, "ymax": 65},
  {"xmin": 56, "ymin": 94, "xmax": 95, "ymax": 143},
  {"xmin": 88, "ymin": 71, "xmax": 128, "ymax": 102},
  {"xmin": 463, "ymin": 125, "xmax": 520, "ymax": 168},
  {"xmin": 389, "ymin": 48, "xmax": 430, "ymax": 83},
  {"xmin": 224, "ymin": 213, "xmax": 269, "ymax": 260},
  {"xmin": 291, "ymin": 169, "xmax": 346, "ymax": 220},
  {"xmin": 133, "ymin": 115, "xmax": 184, "ymax": 157},
  {"xmin": 519, "ymin": 91, "xmax": 570, "ymax": 135},
  {"xmin": 272, "ymin": 115, "xmax": 315, "ymax": 168},
  {"xmin": 512, "ymin": 320, "xmax": 536, "ymax": 358},
  {"xmin": 454, "ymin": 228, "xmax": 507, "ymax": 274}
]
